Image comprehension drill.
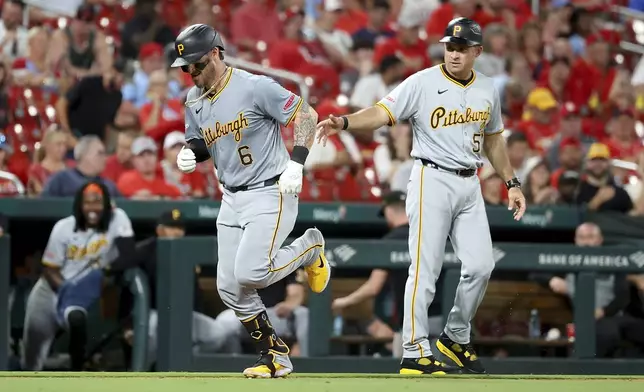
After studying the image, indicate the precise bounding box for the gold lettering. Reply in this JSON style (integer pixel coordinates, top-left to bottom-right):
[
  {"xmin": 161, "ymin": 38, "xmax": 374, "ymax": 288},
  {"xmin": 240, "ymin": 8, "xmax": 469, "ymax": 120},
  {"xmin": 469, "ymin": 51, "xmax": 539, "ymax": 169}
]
[
  {"xmin": 177, "ymin": 44, "xmax": 184, "ymax": 56},
  {"xmin": 430, "ymin": 107, "xmax": 446, "ymax": 128},
  {"xmin": 67, "ymin": 238, "xmax": 108, "ymax": 261},
  {"xmin": 201, "ymin": 113, "xmax": 250, "ymax": 147},
  {"xmin": 430, "ymin": 106, "xmax": 491, "ymax": 130}
]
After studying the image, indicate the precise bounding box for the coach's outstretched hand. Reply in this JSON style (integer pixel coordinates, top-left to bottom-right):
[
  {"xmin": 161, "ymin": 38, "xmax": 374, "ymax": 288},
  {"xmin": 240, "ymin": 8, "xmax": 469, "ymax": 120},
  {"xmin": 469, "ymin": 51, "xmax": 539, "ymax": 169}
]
[
  {"xmin": 279, "ymin": 160, "xmax": 303, "ymax": 194},
  {"xmin": 508, "ymin": 187, "xmax": 527, "ymax": 221},
  {"xmin": 177, "ymin": 146, "xmax": 197, "ymax": 173},
  {"xmin": 316, "ymin": 114, "xmax": 344, "ymax": 146}
]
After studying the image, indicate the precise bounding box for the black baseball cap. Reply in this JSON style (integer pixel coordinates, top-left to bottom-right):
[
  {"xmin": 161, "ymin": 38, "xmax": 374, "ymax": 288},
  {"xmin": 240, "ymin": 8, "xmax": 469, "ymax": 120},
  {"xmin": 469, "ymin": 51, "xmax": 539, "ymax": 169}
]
[
  {"xmin": 158, "ymin": 209, "xmax": 186, "ymax": 228},
  {"xmin": 378, "ymin": 191, "xmax": 407, "ymax": 217},
  {"xmin": 558, "ymin": 170, "xmax": 580, "ymax": 186}
]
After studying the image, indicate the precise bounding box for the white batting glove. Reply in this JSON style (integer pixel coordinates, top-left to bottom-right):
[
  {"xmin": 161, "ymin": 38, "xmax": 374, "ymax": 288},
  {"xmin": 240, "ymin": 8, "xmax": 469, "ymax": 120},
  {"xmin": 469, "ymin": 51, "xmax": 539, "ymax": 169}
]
[
  {"xmin": 279, "ymin": 160, "xmax": 304, "ymax": 194},
  {"xmin": 177, "ymin": 146, "xmax": 197, "ymax": 173}
]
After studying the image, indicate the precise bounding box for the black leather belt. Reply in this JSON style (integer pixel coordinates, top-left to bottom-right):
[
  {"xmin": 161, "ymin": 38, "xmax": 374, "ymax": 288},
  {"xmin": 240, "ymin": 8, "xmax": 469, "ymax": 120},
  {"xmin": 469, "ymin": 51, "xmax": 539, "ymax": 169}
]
[
  {"xmin": 223, "ymin": 175, "xmax": 280, "ymax": 193},
  {"xmin": 419, "ymin": 159, "xmax": 476, "ymax": 178}
]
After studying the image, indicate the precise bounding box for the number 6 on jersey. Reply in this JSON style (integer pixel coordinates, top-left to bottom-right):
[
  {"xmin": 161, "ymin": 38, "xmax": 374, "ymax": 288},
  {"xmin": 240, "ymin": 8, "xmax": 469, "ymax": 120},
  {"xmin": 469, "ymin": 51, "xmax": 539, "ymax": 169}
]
[{"xmin": 237, "ymin": 145, "xmax": 254, "ymax": 166}]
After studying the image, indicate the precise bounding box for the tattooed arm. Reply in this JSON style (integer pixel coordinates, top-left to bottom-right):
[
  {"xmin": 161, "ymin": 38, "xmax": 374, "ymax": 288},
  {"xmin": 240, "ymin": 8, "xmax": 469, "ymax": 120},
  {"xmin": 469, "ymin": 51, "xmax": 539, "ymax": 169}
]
[{"xmin": 292, "ymin": 101, "xmax": 319, "ymax": 150}]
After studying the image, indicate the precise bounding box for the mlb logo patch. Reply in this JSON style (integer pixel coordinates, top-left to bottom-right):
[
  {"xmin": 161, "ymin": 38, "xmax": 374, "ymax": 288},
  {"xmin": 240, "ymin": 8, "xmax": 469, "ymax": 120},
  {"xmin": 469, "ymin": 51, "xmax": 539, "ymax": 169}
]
[{"xmin": 284, "ymin": 95, "xmax": 296, "ymax": 110}]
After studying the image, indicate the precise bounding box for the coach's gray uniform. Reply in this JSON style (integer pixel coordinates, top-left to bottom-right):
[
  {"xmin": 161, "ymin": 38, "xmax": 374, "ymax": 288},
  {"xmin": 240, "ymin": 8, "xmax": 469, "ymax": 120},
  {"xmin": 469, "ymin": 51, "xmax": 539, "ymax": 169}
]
[
  {"xmin": 184, "ymin": 68, "xmax": 323, "ymax": 320},
  {"xmin": 21, "ymin": 209, "xmax": 134, "ymax": 370},
  {"xmin": 376, "ymin": 64, "xmax": 503, "ymax": 357}
]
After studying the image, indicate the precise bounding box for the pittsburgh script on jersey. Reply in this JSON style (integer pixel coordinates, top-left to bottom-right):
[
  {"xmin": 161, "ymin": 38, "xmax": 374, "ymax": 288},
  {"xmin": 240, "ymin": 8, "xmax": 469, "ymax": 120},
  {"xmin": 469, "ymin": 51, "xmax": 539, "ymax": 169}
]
[
  {"xmin": 201, "ymin": 112, "xmax": 249, "ymax": 146},
  {"xmin": 66, "ymin": 238, "xmax": 108, "ymax": 261},
  {"xmin": 430, "ymin": 106, "xmax": 490, "ymax": 129}
]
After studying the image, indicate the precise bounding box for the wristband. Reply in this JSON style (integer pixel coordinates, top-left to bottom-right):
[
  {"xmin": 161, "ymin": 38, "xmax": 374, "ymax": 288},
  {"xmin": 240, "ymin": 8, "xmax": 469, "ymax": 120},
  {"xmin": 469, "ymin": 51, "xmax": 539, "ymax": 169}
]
[
  {"xmin": 505, "ymin": 177, "xmax": 521, "ymax": 190},
  {"xmin": 291, "ymin": 146, "xmax": 309, "ymax": 165},
  {"xmin": 341, "ymin": 116, "xmax": 349, "ymax": 130}
]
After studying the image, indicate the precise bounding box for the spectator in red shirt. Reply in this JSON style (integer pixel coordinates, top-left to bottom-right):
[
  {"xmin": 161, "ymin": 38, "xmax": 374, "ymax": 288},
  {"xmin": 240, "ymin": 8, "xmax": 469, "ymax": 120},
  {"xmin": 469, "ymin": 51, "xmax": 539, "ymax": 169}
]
[
  {"xmin": 547, "ymin": 102, "xmax": 595, "ymax": 171},
  {"xmin": 602, "ymin": 109, "xmax": 642, "ymax": 161},
  {"xmin": 573, "ymin": 33, "xmax": 616, "ymax": 115},
  {"xmin": 425, "ymin": 0, "xmax": 496, "ymax": 44},
  {"xmin": 550, "ymin": 137, "xmax": 583, "ymax": 189},
  {"xmin": 0, "ymin": 133, "xmax": 20, "ymax": 197},
  {"xmin": 537, "ymin": 57, "xmax": 587, "ymax": 110},
  {"xmin": 374, "ymin": 17, "xmax": 429, "ymax": 77},
  {"xmin": 139, "ymin": 69, "xmax": 184, "ymax": 143},
  {"xmin": 117, "ymin": 136, "xmax": 181, "ymax": 200},
  {"xmin": 160, "ymin": 131, "xmax": 207, "ymax": 198},
  {"xmin": 231, "ymin": 0, "xmax": 281, "ymax": 56},
  {"xmin": 27, "ymin": 129, "xmax": 69, "ymax": 196},
  {"xmin": 102, "ymin": 130, "xmax": 137, "ymax": 184},
  {"xmin": 518, "ymin": 87, "xmax": 559, "ymax": 152},
  {"xmin": 334, "ymin": 0, "xmax": 369, "ymax": 35}
]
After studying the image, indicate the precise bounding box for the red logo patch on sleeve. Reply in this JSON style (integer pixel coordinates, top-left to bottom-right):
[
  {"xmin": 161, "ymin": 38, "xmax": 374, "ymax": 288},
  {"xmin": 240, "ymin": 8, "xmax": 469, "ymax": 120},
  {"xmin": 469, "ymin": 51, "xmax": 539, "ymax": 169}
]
[
  {"xmin": 385, "ymin": 96, "xmax": 395, "ymax": 103},
  {"xmin": 283, "ymin": 94, "xmax": 296, "ymax": 110}
]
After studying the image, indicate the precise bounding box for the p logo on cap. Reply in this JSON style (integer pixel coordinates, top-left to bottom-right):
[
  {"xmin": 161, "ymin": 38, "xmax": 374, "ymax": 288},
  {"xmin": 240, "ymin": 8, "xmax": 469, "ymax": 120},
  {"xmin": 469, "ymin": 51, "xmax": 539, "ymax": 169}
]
[
  {"xmin": 177, "ymin": 44, "xmax": 184, "ymax": 56},
  {"xmin": 453, "ymin": 25, "xmax": 462, "ymax": 35},
  {"xmin": 172, "ymin": 209, "xmax": 181, "ymax": 220}
]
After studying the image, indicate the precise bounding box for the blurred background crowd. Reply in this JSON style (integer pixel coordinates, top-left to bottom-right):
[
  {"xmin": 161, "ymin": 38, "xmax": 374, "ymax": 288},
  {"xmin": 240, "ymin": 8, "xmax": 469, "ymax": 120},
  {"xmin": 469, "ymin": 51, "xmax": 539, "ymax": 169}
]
[{"xmin": 0, "ymin": 0, "xmax": 642, "ymax": 211}]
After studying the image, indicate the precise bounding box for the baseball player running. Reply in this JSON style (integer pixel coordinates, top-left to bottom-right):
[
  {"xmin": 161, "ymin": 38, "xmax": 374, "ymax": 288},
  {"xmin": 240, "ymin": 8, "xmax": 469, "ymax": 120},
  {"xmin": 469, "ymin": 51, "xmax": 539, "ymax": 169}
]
[
  {"xmin": 171, "ymin": 24, "xmax": 330, "ymax": 378},
  {"xmin": 22, "ymin": 181, "xmax": 135, "ymax": 371},
  {"xmin": 317, "ymin": 18, "xmax": 526, "ymax": 374}
]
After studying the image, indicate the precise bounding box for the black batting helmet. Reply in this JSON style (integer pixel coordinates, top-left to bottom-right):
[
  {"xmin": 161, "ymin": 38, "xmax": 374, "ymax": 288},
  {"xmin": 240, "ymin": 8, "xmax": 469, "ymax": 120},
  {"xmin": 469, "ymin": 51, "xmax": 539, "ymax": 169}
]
[
  {"xmin": 170, "ymin": 24, "xmax": 225, "ymax": 68},
  {"xmin": 439, "ymin": 17, "xmax": 483, "ymax": 47}
]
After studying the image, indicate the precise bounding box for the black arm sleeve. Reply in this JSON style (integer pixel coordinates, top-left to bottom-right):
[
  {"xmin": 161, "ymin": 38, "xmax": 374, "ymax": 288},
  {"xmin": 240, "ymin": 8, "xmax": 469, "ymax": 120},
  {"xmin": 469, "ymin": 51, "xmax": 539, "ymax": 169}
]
[
  {"xmin": 108, "ymin": 237, "xmax": 139, "ymax": 272},
  {"xmin": 603, "ymin": 274, "xmax": 630, "ymax": 317},
  {"xmin": 188, "ymin": 138, "xmax": 211, "ymax": 162}
]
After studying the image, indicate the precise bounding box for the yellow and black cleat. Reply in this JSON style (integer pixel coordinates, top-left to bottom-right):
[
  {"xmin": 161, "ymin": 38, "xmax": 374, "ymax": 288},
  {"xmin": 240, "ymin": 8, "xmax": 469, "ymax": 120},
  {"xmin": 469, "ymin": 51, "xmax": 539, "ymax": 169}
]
[
  {"xmin": 305, "ymin": 252, "xmax": 331, "ymax": 293},
  {"xmin": 399, "ymin": 356, "xmax": 461, "ymax": 375},
  {"xmin": 243, "ymin": 350, "xmax": 292, "ymax": 379},
  {"xmin": 436, "ymin": 333, "xmax": 487, "ymax": 374}
]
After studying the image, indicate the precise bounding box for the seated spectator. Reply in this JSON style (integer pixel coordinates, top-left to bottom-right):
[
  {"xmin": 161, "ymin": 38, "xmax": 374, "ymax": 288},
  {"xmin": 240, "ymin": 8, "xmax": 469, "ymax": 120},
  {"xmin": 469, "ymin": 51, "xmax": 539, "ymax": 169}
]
[
  {"xmin": 374, "ymin": 15, "xmax": 429, "ymax": 78},
  {"xmin": 475, "ymin": 24, "xmax": 512, "ymax": 78},
  {"xmin": 230, "ymin": 0, "xmax": 281, "ymax": 58},
  {"xmin": 493, "ymin": 54, "xmax": 533, "ymax": 103},
  {"xmin": 425, "ymin": 0, "xmax": 496, "ymax": 45},
  {"xmin": 517, "ymin": 87, "xmax": 558, "ymax": 152},
  {"xmin": 138, "ymin": 70, "xmax": 184, "ymax": 143},
  {"xmin": 102, "ymin": 130, "xmax": 137, "ymax": 184},
  {"xmin": 350, "ymin": 55, "xmax": 404, "ymax": 112},
  {"xmin": 117, "ymin": 136, "xmax": 181, "ymax": 200},
  {"xmin": 334, "ymin": 0, "xmax": 369, "ymax": 35},
  {"xmin": 546, "ymin": 223, "xmax": 644, "ymax": 358},
  {"xmin": 602, "ymin": 109, "xmax": 642, "ymax": 162},
  {"xmin": 576, "ymin": 143, "xmax": 633, "ymax": 213},
  {"xmin": 56, "ymin": 59, "xmax": 125, "ymax": 141},
  {"xmin": 0, "ymin": 0, "xmax": 28, "ymax": 62},
  {"xmin": 11, "ymin": 27, "xmax": 54, "ymax": 89},
  {"xmin": 160, "ymin": 131, "xmax": 206, "ymax": 198},
  {"xmin": 0, "ymin": 132, "xmax": 20, "ymax": 196},
  {"xmin": 351, "ymin": 0, "xmax": 394, "ymax": 49},
  {"xmin": 373, "ymin": 121, "xmax": 412, "ymax": 189},
  {"xmin": 537, "ymin": 56, "xmax": 587, "ymax": 113},
  {"xmin": 48, "ymin": 4, "xmax": 112, "ymax": 79},
  {"xmin": 120, "ymin": 0, "xmax": 176, "ymax": 60},
  {"xmin": 573, "ymin": 33, "xmax": 617, "ymax": 117},
  {"xmin": 557, "ymin": 170, "xmax": 581, "ymax": 205},
  {"xmin": 522, "ymin": 157, "xmax": 558, "ymax": 205},
  {"xmin": 41, "ymin": 135, "xmax": 119, "ymax": 198},
  {"xmin": 480, "ymin": 166, "xmax": 505, "ymax": 206},
  {"xmin": 313, "ymin": 0, "xmax": 353, "ymax": 67},
  {"xmin": 547, "ymin": 103, "xmax": 595, "ymax": 170},
  {"xmin": 122, "ymin": 42, "xmax": 181, "ymax": 109},
  {"xmin": 517, "ymin": 21, "xmax": 544, "ymax": 74},
  {"xmin": 27, "ymin": 129, "xmax": 70, "ymax": 196},
  {"xmin": 550, "ymin": 137, "xmax": 583, "ymax": 188},
  {"xmin": 506, "ymin": 132, "xmax": 531, "ymax": 183}
]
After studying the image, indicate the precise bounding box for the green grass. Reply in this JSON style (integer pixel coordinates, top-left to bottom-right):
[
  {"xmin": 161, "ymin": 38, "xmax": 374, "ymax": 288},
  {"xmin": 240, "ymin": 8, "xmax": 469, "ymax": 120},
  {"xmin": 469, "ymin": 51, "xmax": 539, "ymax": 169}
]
[{"xmin": 0, "ymin": 373, "xmax": 643, "ymax": 392}]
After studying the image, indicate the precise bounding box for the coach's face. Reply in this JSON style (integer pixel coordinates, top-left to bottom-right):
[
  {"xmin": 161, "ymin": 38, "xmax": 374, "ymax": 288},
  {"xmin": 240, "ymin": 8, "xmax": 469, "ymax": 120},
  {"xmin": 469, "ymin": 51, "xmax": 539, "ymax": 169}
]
[{"xmin": 444, "ymin": 43, "xmax": 481, "ymax": 77}]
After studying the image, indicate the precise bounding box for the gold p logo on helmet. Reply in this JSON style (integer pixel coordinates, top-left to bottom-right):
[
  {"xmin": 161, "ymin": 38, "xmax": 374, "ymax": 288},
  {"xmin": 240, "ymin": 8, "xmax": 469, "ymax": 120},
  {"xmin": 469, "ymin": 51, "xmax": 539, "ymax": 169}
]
[
  {"xmin": 177, "ymin": 43, "xmax": 184, "ymax": 56},
  {"xmin": 172, "ymin": 209, "xmax": 181, "ymax": 220},
  {"xmin": 453, "ymin": 25, "xmax": 462, "ymax": 35}
]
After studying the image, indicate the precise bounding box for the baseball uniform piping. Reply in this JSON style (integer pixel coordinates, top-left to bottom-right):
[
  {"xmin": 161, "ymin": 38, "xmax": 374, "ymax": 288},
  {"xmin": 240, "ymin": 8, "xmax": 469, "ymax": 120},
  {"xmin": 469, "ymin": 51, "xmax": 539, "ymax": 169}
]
[
  {"xmin": 207, "ymin": 67, "xmax": 234, "ymax": 102},
  {"xmin": 486, "ymin": 128, "xmax": 504, "ymax": 136},
  {"xmin": 439, "ymin": 64, "xmax": 476, "ymax": 89},
  {"xmin": 268, "ymin": 192, "xmax": 284, "ymax": 264},
  {"xmin": 375, "ymin": 102, "xmax": 396, "ymax": 126},
  {"xmin": 269, "ymin": 244, "xmax": 323, "ymax": 272},
  {"xmin": 410, "ymin": 165, "xmax": 425, "ymax": 357},
  {"xmin": 42, "ymin": 261, "xmax": 60, "ymax": 268},
  {"xmin": 284, "ymin": 97, "xmax": 304, "ymax": 127}
]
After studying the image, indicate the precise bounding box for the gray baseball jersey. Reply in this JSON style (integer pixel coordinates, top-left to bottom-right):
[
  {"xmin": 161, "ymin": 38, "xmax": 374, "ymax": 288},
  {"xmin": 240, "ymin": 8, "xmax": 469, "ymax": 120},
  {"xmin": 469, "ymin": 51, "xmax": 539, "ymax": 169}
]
[
  {"xmin": 380, "ymin": 64, "xmax": 501, "ymax": 360},
  {"xmin": 42, "ymin": 208, "xmax": 134, "ymax": 279},
  {"xmin": 376, "ymin": 64, "xmax": 504, "ymax": 170},
  {"xmin": 184, "ymin": 68, "xmax": 303, "ymax": 187}
]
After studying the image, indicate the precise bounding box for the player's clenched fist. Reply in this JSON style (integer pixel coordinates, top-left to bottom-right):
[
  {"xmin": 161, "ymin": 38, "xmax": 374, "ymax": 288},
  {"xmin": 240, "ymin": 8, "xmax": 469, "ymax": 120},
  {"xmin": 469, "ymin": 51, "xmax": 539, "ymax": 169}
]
[
  {"xmin": 177, "ymin": 146, "xmax": 197, "ymax": 173},
  {"xmin": 279, "ymin": 160, "xmax": 303, "ymax": 194},
  {"xmin": 316, "ymin": 114, "xmax": 344, "ymax": 146}
]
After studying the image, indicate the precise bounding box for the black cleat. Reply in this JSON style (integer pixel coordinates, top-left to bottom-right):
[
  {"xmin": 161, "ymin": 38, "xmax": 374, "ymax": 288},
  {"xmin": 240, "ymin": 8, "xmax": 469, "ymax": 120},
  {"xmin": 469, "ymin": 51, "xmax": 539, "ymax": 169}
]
[
  {"xmin": 399, "ymin": 356, "xmax": 461, "ymax": 375},
  {"xmin": 436, "ymin": 333, "xmax": 487, "ymax": 374}
]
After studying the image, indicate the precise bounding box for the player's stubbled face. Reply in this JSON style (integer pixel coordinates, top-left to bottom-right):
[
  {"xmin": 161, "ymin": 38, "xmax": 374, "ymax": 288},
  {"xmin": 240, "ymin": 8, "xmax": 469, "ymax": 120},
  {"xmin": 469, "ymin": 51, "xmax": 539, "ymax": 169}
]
[
  {"xmin": 444, "ymin": 43, "xmax": 476, "ymax": 75},
  {"xmin": 187, "ymin": 55, "xmax": 214, "ymax": 88},
  {"xmin": 82, "ymin": 193, "xmax": 104, "ymax": 226}
]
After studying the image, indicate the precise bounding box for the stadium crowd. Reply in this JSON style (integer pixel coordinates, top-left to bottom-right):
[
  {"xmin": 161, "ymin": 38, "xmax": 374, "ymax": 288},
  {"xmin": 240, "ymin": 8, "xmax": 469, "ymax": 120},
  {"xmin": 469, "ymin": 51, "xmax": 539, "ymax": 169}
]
[{"xmin": 0, "ymin": 0, "xmax": 640, "ymax": 209}]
